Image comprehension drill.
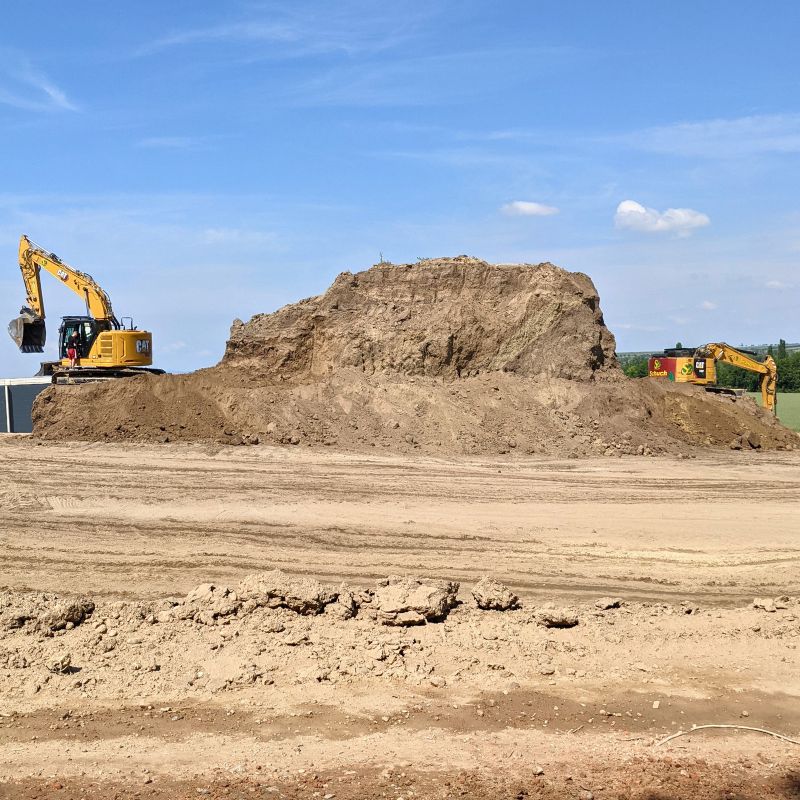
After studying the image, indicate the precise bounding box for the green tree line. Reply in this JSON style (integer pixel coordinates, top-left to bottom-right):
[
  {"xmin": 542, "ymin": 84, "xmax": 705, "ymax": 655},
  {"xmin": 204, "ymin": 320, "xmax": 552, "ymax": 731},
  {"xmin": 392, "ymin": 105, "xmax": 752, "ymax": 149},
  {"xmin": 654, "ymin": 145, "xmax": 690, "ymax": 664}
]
[{"xmin": 621, "ymin": 339, "xmax": 800, "ymax": 391}]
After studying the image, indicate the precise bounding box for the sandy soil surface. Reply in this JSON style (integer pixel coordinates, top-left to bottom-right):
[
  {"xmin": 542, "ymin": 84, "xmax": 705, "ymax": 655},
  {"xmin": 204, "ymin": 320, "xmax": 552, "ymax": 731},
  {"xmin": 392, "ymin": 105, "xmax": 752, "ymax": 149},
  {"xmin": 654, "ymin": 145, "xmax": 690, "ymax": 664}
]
[{"xmin": 1, "ymin": 437, "xmax": 799, "ymax": 798}]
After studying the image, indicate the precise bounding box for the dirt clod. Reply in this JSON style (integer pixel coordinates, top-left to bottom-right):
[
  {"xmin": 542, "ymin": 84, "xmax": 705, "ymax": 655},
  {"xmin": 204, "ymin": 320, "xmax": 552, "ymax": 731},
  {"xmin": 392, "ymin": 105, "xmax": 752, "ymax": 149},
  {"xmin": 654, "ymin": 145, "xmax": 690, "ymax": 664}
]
[
  {"xmin": 0, "ymin": 593, "xmax": 95, "ymax": 634},
  {"xmin": 471, "ymin": 577, "xmax": 520, "ymax": 610},
  {"xmin": 536, "ymin": 609, "xmax": 579, "ymax": 628},
  {"xmin": 753, "ymin": 597, "xmax": 777, "ymax": 613},
  {"xmin": 46, "ymin": 653, "xmax": 72, "ymax": 674},
  {"xmin": 594, "ymin": 597, "xmax": 622, "ymax": 610},
  {"xmin": 373, "ymin": 576, "xmax": 459, "ymax": 626},
  {"xmin": 238, "ymin": 571, "xmax": 337, "ymax": 615}
]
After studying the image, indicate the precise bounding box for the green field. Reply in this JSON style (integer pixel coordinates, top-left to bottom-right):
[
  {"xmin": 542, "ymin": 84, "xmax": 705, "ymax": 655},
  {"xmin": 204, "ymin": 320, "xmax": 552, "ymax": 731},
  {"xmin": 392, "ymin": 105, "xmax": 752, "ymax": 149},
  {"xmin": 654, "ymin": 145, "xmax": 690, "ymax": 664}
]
[{"xmin": 748, "ymin": 392, "xmax": 800, "ymax": 431}]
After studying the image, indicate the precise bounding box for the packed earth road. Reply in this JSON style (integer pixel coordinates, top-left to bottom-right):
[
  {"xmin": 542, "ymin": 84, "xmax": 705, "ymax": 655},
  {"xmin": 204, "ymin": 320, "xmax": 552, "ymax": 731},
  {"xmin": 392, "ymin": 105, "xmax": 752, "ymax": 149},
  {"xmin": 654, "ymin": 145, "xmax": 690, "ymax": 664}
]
[{"xmin": 1, "ymin": 437, "xmax": 800, "ymax": 799}]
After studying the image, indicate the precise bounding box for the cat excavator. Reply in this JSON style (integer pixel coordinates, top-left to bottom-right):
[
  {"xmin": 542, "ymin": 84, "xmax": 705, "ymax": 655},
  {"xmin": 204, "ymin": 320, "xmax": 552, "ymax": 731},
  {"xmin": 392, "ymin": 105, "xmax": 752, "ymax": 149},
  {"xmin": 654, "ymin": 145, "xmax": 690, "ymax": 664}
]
[
  {"xmin": 648, "ymin": 342, "xmax": 777, "ymax": 413},
  {"xmin": 7, "ymin": 235, "xmax": 163, "ymax": 383}
]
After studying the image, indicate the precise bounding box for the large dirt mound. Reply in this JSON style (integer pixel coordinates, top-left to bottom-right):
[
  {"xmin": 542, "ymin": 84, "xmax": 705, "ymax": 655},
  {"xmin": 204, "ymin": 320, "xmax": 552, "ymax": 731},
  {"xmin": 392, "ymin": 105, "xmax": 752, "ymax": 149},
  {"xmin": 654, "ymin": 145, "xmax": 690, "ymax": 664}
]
[
  {"xmin": 31, "ymin": 257, "xmax": 798, "ymax": 455},
  {"xmin": 224, "ymin": 256, "xmax": 617, "ymax": 381}
]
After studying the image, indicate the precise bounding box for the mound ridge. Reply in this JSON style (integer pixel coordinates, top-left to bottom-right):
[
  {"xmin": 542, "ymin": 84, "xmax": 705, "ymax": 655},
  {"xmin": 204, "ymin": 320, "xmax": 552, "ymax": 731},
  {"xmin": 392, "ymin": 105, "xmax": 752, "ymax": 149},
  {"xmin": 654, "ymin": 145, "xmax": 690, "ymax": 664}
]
[{"xmin": 224, "ymin": 256, "xmax": 618, "ymax": 382}]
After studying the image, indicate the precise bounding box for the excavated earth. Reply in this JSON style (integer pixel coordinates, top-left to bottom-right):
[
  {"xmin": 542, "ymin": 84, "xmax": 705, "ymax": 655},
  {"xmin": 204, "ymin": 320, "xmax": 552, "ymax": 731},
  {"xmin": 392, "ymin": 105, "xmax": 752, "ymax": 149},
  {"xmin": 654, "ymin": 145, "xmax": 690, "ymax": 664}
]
[
  {"xmin": 2, "ymin": 439, "xmax": 800, "ymax": 798},
  {"xmin": 8, "ymin": 257, "xmax": 800, "ymax": 798},
  {"xmin": 31, "ymin": 256, "xmax": 797, "ymax": 454}
]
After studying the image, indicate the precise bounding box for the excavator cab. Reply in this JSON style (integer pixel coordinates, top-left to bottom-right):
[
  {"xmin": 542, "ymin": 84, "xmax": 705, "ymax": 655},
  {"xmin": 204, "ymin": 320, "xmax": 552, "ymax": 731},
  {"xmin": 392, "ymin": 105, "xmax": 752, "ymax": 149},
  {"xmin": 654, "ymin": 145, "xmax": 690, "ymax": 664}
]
[
  {"xmin": 58, "ymin": 316, "xmax": 109, "ymax": 360},
  {"xmin": 8, "ymin": 307, "xmax": 46, "ymax": 353}
]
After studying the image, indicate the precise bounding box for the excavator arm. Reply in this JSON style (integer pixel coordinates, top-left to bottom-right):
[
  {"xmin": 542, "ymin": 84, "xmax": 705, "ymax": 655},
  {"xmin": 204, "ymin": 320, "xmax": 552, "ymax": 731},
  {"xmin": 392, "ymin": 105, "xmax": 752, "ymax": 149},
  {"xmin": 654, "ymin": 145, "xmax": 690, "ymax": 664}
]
[
  {"xmin": 9, "ymin": 235, "xmax": 118, "ymax": 352},
  {"xmin": 696, "ymin": 342, "xmax": 778, "ymax": 414}
]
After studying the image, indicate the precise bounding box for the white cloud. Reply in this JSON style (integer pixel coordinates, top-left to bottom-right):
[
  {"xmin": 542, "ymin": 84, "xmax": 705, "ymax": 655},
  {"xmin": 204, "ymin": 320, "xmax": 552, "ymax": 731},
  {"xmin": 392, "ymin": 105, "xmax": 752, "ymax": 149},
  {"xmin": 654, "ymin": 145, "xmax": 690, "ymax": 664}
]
[
  {"xmin": 614, "ymin": 200, "xmax": 710, "ymax": 236},
  {"xmin": 700, "ymin": 300, "xmax": 717, "ymax": 311},
  {"xmin": 501, "ymin": 200, "xmax": 559, "ymax": 217},
  {"xmin": 765, "ymin": 280, "xmax": 788, "ymax": 289}
]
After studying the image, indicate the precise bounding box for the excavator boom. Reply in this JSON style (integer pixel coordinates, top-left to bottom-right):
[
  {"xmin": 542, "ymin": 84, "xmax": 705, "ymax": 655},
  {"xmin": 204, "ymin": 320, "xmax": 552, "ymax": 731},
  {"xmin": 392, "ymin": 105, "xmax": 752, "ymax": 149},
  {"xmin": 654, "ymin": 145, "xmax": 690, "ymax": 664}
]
[
  {"xmin": 9, "ymin": 235, "xmax": 119, "ymax": 354},
  {"xmin": 695, "ymin": 342, "xmax": 778, "ymax": 414}
]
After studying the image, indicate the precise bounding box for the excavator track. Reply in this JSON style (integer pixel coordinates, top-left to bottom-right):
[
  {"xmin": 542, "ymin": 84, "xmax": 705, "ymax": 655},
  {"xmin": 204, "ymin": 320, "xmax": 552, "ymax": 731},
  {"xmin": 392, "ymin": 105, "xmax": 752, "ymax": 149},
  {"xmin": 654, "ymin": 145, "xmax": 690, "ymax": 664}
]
[
  {"xmin": 704, "ymin": 386, "xmax": 746, "ymax": 398},
  {"xmin": 51, "ymin": 367, "xmax": 165, "ymax": 385}
]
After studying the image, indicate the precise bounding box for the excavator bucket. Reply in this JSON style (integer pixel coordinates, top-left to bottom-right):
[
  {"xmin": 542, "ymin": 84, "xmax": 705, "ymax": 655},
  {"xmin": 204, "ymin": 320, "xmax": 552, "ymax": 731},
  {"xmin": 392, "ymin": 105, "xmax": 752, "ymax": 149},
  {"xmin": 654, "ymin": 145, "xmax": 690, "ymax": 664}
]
[{"xmin": 8, "ymin": 309, "xmax": 45, "ymax": 353}]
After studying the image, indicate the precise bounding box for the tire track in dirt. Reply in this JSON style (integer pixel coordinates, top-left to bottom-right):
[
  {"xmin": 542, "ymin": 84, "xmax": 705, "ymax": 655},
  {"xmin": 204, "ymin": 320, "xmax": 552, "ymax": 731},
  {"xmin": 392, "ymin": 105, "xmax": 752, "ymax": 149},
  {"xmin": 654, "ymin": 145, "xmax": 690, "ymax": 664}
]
[{"xmin": 2, "ymin": 441, "xmax": 800, "ymax": 602}]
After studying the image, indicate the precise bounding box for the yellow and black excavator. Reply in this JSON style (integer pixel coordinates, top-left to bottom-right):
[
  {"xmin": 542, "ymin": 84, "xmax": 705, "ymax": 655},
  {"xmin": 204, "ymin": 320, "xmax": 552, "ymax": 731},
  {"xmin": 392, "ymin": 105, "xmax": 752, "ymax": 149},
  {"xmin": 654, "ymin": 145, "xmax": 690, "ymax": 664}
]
[
  {"xmin": 648, "ymin": 342, "xmax": 777, "ymax": 413},
  {"xmin": 8, "ymin": 235, "xmax": 163, "ymax": 383}
]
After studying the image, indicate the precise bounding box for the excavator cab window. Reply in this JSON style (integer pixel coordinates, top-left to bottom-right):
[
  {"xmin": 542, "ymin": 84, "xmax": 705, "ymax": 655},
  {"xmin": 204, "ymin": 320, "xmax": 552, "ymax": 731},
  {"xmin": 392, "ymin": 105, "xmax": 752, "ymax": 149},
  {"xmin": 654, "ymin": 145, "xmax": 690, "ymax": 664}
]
[{"xmin": 59, "ymin": 318, "xmax": 100, "ymax": 359}]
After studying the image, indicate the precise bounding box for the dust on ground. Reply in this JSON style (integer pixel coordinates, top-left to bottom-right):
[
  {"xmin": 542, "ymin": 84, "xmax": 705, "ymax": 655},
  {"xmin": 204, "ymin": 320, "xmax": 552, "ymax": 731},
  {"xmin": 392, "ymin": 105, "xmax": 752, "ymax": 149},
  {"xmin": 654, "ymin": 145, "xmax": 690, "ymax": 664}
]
[{"xmin": 1, "ymin": 439, "xmax": 800, "ymax": 798}]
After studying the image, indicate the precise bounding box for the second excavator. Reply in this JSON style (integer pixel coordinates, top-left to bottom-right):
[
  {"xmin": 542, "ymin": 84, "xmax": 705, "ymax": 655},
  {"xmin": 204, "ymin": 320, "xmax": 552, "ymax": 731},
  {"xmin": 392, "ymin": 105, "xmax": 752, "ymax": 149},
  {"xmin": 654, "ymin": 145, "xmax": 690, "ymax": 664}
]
[
  {"xmin": 8, "ymin": 235, "xmax": 163, "ymax": 383},
  {"xmin": 648, "ymin": 342, "xmax": 777, "ymax": 413}
]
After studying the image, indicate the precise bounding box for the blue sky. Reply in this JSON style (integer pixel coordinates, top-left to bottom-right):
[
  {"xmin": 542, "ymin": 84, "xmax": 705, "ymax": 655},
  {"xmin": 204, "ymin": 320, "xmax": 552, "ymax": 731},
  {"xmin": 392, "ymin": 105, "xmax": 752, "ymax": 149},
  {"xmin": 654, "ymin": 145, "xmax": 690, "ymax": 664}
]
[{"xmin": 1, "ymin": 1, "xmax": 799, "ymax": 375}]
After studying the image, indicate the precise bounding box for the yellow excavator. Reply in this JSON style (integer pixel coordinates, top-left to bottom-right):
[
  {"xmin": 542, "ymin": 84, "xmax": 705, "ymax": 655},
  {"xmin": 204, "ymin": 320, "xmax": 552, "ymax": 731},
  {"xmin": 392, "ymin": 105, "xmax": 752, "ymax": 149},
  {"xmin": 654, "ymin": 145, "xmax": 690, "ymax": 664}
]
[
  {"xmin": 648, "ymin": 343, "xmax": 777, "ymax": 413},
  {"xmin": 8, "ymin": 235, "xmax": 163, "ymax": 383}
]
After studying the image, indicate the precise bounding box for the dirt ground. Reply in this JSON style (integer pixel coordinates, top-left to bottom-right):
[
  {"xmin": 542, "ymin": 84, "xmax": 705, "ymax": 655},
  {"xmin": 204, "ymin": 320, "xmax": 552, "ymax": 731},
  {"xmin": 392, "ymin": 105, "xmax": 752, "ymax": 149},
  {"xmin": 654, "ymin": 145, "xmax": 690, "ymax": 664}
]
[{"xmin": 1, "ymin": 437, "xmax": 799, "ymax": 799}]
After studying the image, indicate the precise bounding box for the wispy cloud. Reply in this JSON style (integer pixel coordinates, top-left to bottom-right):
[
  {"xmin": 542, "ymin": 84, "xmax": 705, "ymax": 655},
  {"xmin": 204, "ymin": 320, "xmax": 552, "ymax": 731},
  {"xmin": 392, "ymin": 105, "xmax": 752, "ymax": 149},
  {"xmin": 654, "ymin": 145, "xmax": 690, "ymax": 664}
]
[
  {"xmin": 700, "ymin": 300, "xmax": 717, "ymax": 311},
  {"xmin": 622, "ymin": 114, "xmax": 800, "ymax": 158},
  {"xmin": 377, "ymin": 146, "xmax": 531, "ymax": 169},
  {"xmin": 765, "ymin": 279, "xmax": 789, "ymax": 289},
  {"xmin": 501, "ymin": 200, "xmax": 559, "ymax": 217},
  {"xmin": 0, "ymin": 56, "xmax": 77, "ymax": 112},
  {"xmin": 161, "ymin": 340, "xmax": 188, "ymax": 354},
  {"xmin": 139, "ymin": 5, "xmax": 432, "ymax": 58},
  {"xmin": 615, "ymin": 322, "xmax": 665, "ymax": 332},
  {"xmin": 290, "ymin": 47, "xmax": 579, "ymax": 107},
  {"xmin": 145, "ymin": 21, "xmax": 297, "ymax": 52},
  {"xmin": 615, "ymin": 200, "xmax": 710, "ymax": 237},
  {"xmin": 136, "ymin": 136, "xmax": 206, "ymax": 150},
  {"xmin": 201, "ymin": 227, "xmax": 277, "ymax": 246}
]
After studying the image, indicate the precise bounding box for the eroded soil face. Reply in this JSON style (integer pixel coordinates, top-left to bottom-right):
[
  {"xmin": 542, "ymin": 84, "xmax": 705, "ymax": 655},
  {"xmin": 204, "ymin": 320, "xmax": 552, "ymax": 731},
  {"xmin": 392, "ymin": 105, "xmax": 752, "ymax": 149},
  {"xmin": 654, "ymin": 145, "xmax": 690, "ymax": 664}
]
[{"xmin": 1, "ymin": 439, "xmax": 799, "ymax": 798}]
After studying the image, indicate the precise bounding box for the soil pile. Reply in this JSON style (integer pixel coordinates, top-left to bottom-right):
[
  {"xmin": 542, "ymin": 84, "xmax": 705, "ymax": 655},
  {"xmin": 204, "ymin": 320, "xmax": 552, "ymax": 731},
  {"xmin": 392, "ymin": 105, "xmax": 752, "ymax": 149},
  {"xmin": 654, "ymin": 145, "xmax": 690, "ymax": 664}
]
[
  {"xmin": 224, "ymin": 256, "xmax": 617, "ymax": 381},
  {"xmin": 31, "ymin": 256, "xmax": 798, "ymax": 454}
]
